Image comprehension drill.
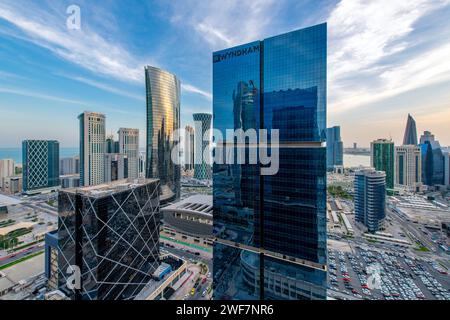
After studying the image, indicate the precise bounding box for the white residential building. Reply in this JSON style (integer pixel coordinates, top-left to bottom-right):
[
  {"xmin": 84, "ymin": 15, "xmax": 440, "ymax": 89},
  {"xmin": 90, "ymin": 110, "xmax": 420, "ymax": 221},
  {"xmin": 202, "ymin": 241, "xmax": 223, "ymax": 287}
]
[
  {"xmin": 78, "ymin": 112, "xmax": 106, "ymax": 186},
  {"xmin": 0, "ymin": 159, "xmax": 14, "ymax": 189},
  {"xmin": 395, "ymin": 145, "xmax": 422, "ymax": 192}
]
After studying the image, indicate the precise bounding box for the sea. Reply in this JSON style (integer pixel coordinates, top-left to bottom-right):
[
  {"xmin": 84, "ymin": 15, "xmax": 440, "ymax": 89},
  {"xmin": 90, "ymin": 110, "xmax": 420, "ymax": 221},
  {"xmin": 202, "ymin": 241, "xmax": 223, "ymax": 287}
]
[
  {"xmin": 0, "ymin": 147, "xmax": 79, "ymax": 165},
  {"xmin": 343, "ymin": 154, "xmax": 371, "ymax": 168},
  {"xmin": 0, "ymin": 147, "xmax": 371, "ymax": 168}
]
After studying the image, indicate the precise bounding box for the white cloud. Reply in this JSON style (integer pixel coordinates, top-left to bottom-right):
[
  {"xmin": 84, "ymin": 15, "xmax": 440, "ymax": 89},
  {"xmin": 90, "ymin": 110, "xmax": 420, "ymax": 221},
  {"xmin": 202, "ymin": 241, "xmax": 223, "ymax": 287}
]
[
  {"xmin": 166, "ymin": 0, "xmax": 280, "ymax": 49},
  {"xmin": 181, "ymin": 83, "xmax": 212, "ymax": 100},
  {"xmin": 57, "ymin": 73, "xmax": 145, "ymax": 102},
  {"xmin": 328, "ymin": 0, "xmax": 450, "ymax": 114},
  {"xmin": 0, "ymin": 1, "xmax": 210, "ymax": 100},
  {"xmin": 0, "ymin": 86, "xmax": 86, "ymax": 105}
]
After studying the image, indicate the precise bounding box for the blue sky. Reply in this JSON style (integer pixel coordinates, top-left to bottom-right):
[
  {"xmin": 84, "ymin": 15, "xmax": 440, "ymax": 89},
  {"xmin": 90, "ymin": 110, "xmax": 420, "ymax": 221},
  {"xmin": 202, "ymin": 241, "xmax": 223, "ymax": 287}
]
[{"xmin": 0, "ymin": 0, "xmax": 449, "ymax": 148}]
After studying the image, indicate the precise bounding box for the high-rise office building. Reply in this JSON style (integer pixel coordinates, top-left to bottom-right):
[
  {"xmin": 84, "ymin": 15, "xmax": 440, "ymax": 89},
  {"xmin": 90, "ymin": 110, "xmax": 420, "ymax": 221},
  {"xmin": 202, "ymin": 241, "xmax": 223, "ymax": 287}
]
[
  {"xmin": 184, "ymin": 125, "xmax": 195, "ymax": 171},
  {"xmin": 118, "ymin": 128, "xmax": 139, "ymax": 179},
  {"xmin": 0, "ymin": 159, "xmax": 14, "ymax": 189},
  {"xmin": 420, "ymin": 131, "xmax": 444, "ymax": 186},
  {"xmin": 395, "ymin": 145, "xmax": 422, "ymax": 192},
  {"xmin": 78, "ymin": 112, "xmax": 106, "ymax": 186},
  {"xmin": 22, "ymin": 140, "xmax": 60, "ymax": 194},
  {"xmin": 57, "ymin": 178, "xmax": 160, "ymax": 300},
  {"xmin": 326, "ymin": 126, "xmax": 343, "ymax": 170},
  {"xmin": 443, "ymin": 148, "xmax": 450, "ymax": 187},
  {"xmin": 60, "ymin": 156, "xmax": 79, "ymax": 175},
  {"xmin": 104, "ymin": 153, "xmax": 128, "ymax": 182},
  {"xmin": 145, "ymin": 66, "xmax": 181, "ymax": 203},
  {"xmin": 138, "ymin": 151, "xmax": 145, "ymax": 178},
  {"xmin": 354, "ymin": 169, "xmax": 386, "ymax": 233},
  {"xmin": 193, "ymin": 113, "xmax": 212, "ymax": 180},
  {"xmin": 403, "ymin": 114, "xmax": 418, "ymax": 145},
  {"xmin": 106, "ymin": 135, "xmax": 117, "ymax": 154},
  {"xmin": 213, "ymin": 24, "xmax": 327, "ymax": 300},
  {"xmin": 370, "ymin": 139, "xmax": 395, "ymax": 190}
]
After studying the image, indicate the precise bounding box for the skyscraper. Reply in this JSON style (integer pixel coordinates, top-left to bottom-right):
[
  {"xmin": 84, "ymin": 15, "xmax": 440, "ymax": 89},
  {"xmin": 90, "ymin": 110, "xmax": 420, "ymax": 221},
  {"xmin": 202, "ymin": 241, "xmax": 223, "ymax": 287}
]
[
  {"xmin": 184, "ymin": 125, "xmax": 195, "ymax": 171},
  {"xmin": 145, "ymin": 66, "xmax": 181, "ymax": 203},
  {"xmin": 395, "ymin": 145, "xmax": 422, "ymax": 192},
  {"xmin": 57, "ymin": 178, "xmax": 160, "ymax": 300},
  {"xmin": 22, "ymin": 140, "xmax": 60, "ymax": 194},
  {"xmin": 370, "ymin": 139, "xmax": 395, "ymax": 190},
  {"xmin": 442, "ymin": 148, "xmax": 450, "ymax": 187},
  {"xmin": 213, "ymin": 23, "xmax": 327, "ymax": 300},
  {"xmin": 105, "ymin": 135, "xmax": 116, "ymax": 154},
  {"xmin": 326, "ymin": 126, "xmax": 344, "ymax": 170},
  {"xmin": 420, "ymin": 131, "xmax": 445, "ymax": 186},
  {"xmin": 354, "ymin": 169, "xmax": 386, "ymax": 233},
  {"xmin": 118, "ymin": 128, "xmax": 139, "ymax": 179},
  {"xmin": 395, "ymin": 145, "xmax": 421, "ymax": 192},
  {"xmin": 78, "ymin": 112, "xmax": 106, "ymax": 187},
  {"xmin": 193, "ymin": 113, "xmax": 212, "ymax": 180},
  {"xmin": 60, "ymin": 156, "xmax": 79, "ymax": 175},
  {"xmin": 0, "ymin": 159, "xmax": 14, "ymax": 189},
  {"xmin": 403, "ymin": 114, "xmax": 418, "ymax": 145},
  {"xmin": 104, "ymin": 153, "xmax": 128, "ymax": 182}
]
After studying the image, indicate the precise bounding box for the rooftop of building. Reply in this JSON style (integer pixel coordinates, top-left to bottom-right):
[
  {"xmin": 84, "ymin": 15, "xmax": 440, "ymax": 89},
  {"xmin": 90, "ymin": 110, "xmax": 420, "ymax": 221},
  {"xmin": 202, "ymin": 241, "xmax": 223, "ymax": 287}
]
[
  {"xmin": 161, "ymin": 194, "xmax": 212, "ymax": 217},
  {"xmin": 61, "ymin": 178, "xmax": 159, "ymax": 198},
  {"xmin": 355, "ymin": 168, "xmax": 386, "ymax": 177},
  {"xmin": 0, "ymin": 221, "xmax": 36, "ymax": 237}
]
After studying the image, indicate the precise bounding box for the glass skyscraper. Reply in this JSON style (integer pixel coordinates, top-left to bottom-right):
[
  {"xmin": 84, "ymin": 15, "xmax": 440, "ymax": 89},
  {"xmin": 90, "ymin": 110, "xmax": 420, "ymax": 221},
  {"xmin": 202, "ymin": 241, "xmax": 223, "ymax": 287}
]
[
  {"xmin": 57, "ymin": 178, "xmax": 160, "ymax": 300},
  {"xmin": 354, "ymin": 169, "xmax": 386, "ymax": 233},
  {"xmin": 145, "ymin": 66, "xmax": 181, "ymax": 203},
  {"xmin": 420, "ymin": 131, "xmax": 444, "ymax": 186},
  {"xmin": 22, "ymin": 139, "xmax": 60, "ymax": 194},
  {"xmin": 326, "ymin": 126, "xmax": 343, "ymax": 170},
  {"xmin": 213, "ymin": 23, "xmax": 327, "ymax": 300},
  {"xmin": 403, "ymin": 114, "xmax": 418, "ymax": 145},
  {"xmin": 370, "ymin": 139, "xmax": 395, "ymax": 190}
]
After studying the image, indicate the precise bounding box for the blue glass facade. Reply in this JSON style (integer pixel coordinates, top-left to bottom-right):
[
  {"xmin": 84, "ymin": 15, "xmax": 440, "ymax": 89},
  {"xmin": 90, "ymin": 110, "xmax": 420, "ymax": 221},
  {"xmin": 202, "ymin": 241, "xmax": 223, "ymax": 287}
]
[
  {"xmin": 22, "ymin": 140, "xmax": 60, "ymax": 193},
  {"xmin": 326, "ymin": 126, "xmax": 344, "ymax": 170},
  {"xmin": 354, "ymin": 169, "xmax": 386, "ymax": 233},
  {"xmin": 213, "ymin": 24, "xmax": 327, "ymax": 300}
]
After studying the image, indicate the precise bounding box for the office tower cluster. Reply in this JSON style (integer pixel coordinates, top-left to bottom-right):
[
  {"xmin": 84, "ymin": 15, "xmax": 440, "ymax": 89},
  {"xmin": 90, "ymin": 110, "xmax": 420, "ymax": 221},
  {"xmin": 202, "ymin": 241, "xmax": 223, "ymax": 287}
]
[
  {"xmin": 22, "ymin": 140, "xmax": 60, "ymax": 194},
  {"xmin": 326, "ymin": 126, "xmax": 344, "ymax": 171},
  {"xmin": 78, "ymin": 112, "xmax": 140, "ymax": 188},
  {"xmin": 145, "ymin": 66, "xmax": 181, "ymax": 203},
  {"xmin": 369, "ymin": 113, "xmax": 447, "ymax": 194},
  {"xmin": 193, "ymin": 113, "xmax": 212, "ymax": 180},
  {"xmin": 354, "ymin": 169, "xmax": 386, "ymax": 233},
  {"xmin": 213, "ymin": 24, "xmax": 327, "ymax": 300}
]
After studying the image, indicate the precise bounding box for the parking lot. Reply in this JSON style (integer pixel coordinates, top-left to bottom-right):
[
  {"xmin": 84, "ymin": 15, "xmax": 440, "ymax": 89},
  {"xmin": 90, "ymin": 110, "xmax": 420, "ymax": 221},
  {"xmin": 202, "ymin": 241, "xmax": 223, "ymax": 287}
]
[{"xmin": 328, "ymin": 247, "xmax": 450, "ymax": 300}]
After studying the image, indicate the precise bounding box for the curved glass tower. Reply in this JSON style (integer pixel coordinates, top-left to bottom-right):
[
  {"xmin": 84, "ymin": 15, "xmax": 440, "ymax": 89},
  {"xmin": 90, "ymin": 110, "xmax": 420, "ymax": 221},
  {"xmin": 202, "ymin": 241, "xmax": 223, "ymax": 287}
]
[{"xmin": 145, "ymin": 66, "xmax": 181, "ymax": 202}]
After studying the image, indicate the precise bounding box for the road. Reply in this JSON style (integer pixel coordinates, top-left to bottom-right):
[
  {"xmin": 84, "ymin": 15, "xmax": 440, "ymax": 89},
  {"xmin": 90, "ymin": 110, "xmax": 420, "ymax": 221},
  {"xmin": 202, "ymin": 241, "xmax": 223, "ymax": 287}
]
[
  {"xmin": 0, "ymin": 243, "xmax": 44, "ymax": 268},
  {"xmin": 387, "ymin": 207, "xmax": 449, "ymax": 269}
]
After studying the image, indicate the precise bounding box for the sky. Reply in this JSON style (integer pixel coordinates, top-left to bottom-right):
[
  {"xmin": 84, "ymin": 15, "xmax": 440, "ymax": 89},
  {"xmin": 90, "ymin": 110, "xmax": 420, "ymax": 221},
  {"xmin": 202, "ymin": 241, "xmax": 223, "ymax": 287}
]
[{"xmin": 0, "ymin": 0, "xmax": 449, "ymax": 148}]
